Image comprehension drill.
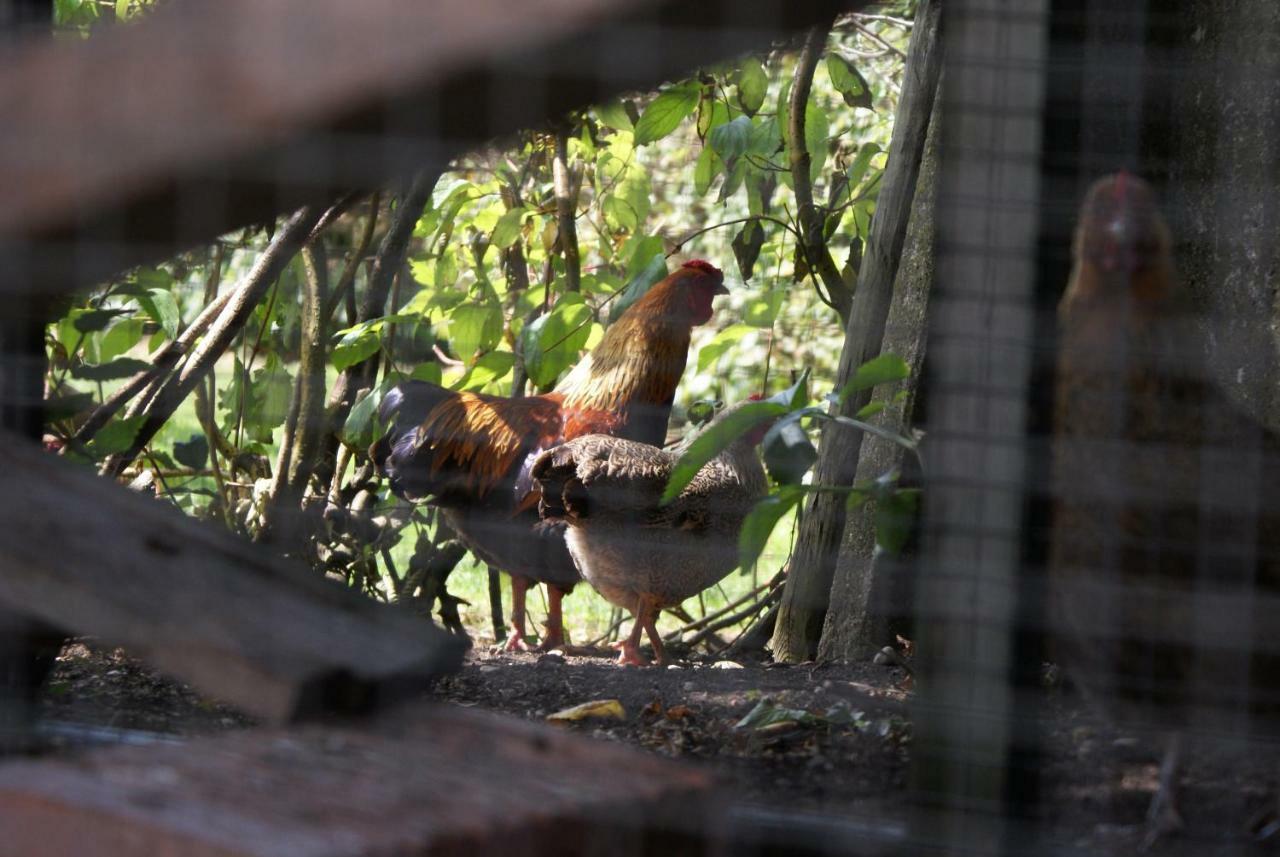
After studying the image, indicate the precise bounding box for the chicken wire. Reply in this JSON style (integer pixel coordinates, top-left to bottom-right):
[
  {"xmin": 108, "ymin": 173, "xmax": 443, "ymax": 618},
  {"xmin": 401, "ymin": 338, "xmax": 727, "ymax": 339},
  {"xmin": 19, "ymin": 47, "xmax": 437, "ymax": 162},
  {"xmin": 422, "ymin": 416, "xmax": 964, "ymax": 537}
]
[{"xmin": 3, "ymin": 0, "xmax": 1280, "ymax": 855}]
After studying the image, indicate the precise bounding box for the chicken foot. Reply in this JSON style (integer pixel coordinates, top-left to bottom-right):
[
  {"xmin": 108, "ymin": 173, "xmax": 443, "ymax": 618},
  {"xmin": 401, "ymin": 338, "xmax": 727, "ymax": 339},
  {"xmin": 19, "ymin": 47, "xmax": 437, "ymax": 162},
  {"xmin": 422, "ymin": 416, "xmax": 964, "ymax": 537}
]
[
  {"xmin": 501, "ymin": 575, "xmax": 534, "ymax": 652},
  {"xmin": 613, "ymin": 598, "xmax": 666, "ymax": 666}
]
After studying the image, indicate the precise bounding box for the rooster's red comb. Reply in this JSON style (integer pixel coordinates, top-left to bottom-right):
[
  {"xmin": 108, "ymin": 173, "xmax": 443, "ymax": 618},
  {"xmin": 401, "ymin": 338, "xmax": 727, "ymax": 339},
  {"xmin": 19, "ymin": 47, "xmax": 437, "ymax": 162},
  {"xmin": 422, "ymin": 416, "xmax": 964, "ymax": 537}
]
[
  {"xmin": 747, "ymin": 392, "xmax": 765, "ymax": 401},
  {"xmin": 681, "ymin": 259, "xmax": 722, "ymax": 277}
]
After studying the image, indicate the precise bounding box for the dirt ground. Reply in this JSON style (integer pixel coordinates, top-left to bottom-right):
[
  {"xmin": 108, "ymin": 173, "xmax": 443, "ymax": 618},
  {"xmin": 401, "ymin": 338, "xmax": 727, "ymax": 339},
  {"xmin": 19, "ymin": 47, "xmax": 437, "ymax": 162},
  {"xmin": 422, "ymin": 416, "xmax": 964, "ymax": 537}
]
[{"xmin": 31, "ymin": 640, "xmax": 1280, "ymax": 855}]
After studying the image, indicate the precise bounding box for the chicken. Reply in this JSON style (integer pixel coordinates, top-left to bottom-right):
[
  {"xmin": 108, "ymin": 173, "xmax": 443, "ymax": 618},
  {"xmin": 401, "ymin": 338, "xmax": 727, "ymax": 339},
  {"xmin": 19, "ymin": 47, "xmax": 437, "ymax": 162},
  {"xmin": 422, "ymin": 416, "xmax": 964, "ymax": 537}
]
[
  {"xmin": 1051, "ymin": 173, "xmax": 1280, "ymax": 846},
  {"xmin": 532, "ymin": 400, "xmax": 770, "ymax": 665},
  {"xmin": 373, "ymin": 260, "xmax": 727, "ymax": 651}
]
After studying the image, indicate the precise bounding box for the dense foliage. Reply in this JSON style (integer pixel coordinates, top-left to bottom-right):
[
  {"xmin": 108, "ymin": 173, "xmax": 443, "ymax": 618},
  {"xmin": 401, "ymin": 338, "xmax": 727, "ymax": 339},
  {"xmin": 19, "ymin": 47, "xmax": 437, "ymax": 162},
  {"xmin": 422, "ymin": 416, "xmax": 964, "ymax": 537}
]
[{"xmin": 43, "ymin": 6, "xmax": 918, "ymax": 647}]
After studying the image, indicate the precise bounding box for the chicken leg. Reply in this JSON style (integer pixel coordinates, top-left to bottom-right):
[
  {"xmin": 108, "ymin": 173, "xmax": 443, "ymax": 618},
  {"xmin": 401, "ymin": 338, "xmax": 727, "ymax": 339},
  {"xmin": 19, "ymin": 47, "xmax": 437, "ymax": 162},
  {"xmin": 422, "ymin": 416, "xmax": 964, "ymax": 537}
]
[
  {"xmin": 611, "ymin": 598, "xmax": 666, "ymax": 666},
  {"xmin": 502, "ymin": 575, "xmax": 534, "ymax": 652}
]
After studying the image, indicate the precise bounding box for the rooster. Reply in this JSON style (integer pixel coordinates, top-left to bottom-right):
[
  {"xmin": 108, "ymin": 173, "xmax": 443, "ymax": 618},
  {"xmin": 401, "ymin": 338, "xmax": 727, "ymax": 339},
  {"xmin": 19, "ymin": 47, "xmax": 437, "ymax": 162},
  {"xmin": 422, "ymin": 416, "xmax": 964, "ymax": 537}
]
[
  {"xmin": 1051, "ymin": 173, "xmax": 1280, "ymax": 846},
  {"xmin": 532, "ymin": 400, "xmax": 770, "ymax": 665},
  {"xmin": 373, "ymin": 260, "xmax": 727, "ymax": 651}
]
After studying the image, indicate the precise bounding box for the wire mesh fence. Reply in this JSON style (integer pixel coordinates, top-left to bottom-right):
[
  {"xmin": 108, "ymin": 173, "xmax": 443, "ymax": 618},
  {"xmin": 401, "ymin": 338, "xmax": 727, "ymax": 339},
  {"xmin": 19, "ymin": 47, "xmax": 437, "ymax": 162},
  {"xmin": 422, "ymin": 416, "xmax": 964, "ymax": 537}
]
[{"xmin": 2, "ymin": 0, "xmax": 1280, "ymax": 855}]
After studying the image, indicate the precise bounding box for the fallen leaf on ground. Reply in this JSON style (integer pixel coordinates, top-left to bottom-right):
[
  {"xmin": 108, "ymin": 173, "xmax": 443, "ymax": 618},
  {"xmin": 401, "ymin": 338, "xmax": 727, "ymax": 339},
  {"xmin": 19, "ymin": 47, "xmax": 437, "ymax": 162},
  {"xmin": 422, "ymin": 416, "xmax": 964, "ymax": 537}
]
[{"xmin": 547, "ymin": 699, "xmax": 626, "ymax": 723}]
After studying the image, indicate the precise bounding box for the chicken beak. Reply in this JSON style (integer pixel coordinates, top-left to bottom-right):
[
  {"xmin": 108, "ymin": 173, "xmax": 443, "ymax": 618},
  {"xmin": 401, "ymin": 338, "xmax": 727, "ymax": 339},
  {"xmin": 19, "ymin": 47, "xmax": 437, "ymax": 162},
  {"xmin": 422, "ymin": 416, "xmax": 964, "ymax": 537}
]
[{"xmin": 714, "ymin": 281, "xmax": 730, "ymax": 296}]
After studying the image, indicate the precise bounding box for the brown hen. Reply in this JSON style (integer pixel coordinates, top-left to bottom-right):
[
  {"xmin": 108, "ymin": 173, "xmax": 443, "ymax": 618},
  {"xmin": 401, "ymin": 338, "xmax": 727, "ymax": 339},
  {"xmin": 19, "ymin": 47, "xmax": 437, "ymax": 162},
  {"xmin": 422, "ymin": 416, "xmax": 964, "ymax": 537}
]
[
  {"xmin": 1051, "ymin": 173, "xmax": 1280, "ymax": 846},
  {"xmin": 532, "ymin": 400, "xmax": 769, "ymax": 665}
]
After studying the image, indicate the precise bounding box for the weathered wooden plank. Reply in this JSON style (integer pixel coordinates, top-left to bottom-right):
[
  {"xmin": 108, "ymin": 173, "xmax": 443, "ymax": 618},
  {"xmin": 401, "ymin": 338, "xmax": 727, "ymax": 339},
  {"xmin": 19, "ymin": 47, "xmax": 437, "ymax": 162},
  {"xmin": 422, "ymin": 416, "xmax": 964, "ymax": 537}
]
[
  {"xmin": 0, "ymin": 0, "xmax": 863, "ymax": 297},
  {"xmin": 0, "ymin": 702, "xmax": 718, "ymax": 857},
  {"xmin": 0, "ymin": 430, "xmax": 466, "ymax": 724}
]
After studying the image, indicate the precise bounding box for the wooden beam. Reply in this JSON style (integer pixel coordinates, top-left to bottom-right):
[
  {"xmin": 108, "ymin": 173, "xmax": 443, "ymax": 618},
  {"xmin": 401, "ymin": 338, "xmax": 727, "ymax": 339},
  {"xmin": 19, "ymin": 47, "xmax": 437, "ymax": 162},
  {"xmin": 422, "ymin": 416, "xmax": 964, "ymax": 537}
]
[
  {"xmin": 0, "ymin": 430, "xmax": 466, "ymax": 724},
  {"xmin": 0, "ymin": 702, "xmax": 718, "ymax": 857},
  {"xmin": 0, "ymin": 0, "xmax": 862, "ymax": 297}
]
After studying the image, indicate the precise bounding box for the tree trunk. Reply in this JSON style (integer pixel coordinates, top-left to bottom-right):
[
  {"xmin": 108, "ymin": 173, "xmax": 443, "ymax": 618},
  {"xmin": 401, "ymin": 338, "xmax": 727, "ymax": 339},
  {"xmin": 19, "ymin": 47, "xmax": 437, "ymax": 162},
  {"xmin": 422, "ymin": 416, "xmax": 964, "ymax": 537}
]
[
  {"xmin": 771, "ymin": 0, "xmax": 942, "ymax": 663},
  {"xmin": 817, "ymin": 105, "xmax": 939, "ymax": 662},
  {"xmin": 1161, "ymin": 0, "xmax": 1280, "ymax": 428}
]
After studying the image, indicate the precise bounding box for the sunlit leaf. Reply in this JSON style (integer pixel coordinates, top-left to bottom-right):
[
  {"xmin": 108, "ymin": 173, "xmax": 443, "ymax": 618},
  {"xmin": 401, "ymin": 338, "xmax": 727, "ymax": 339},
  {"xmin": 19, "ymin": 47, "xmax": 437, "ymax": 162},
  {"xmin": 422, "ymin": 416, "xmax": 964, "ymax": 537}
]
[
  {"xmin": 135, "ymin": 289, "xmax": 180, "ymax": 339},
  {"xmin": 448, "ymin": 301, "xmax": 502, "ymax": 361},
  {"xmin": 696, "ymin": 324, "xmax": 753, "ymax": 373},
  {"xmin": 522, "ymin": 295, "xmax": 593, "ymax": 388},
  {"xmin": 838, "ymin": 353, "xmax": 910, "ymax": 401},
  {"xmin": 694, "ymin": 145, "xmax": 721, "ymax": 197},
  {"xmin": 596, "ymin": 99, "xmax": 633, "ymax": 131},
  {"xmin": 633, "ymin": 82, "xmax": 700, "ymax": 145},
  {"xmin": 331, "ymin": 323, "xmax": 381, "ymax": 371},
  {"xmin": 736, "ymin": 59, "xmax": 769, "ymax": 117},
  {"xmin": 662, "ymin": 399, "xmax": 791, "ymax": 505},
  {"xmin": 490, "ymin": 206, "xmax": 527, "ymax": 250},
  {"xmin": 827, "ymin": 52, "xmax": 875, "ymax": 111}
]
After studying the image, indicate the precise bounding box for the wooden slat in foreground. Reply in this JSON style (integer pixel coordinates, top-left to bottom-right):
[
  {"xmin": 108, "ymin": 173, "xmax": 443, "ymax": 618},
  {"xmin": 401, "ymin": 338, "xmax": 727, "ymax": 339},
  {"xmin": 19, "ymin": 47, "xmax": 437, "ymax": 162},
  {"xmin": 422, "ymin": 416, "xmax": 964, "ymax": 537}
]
[
  {"xmin": 0, "ymin": 432, "xmax": 466, "ymax": 724},
  {"xmin": 0, "ymin": 0, "xmax": 860, "ymax": 297},
  {"xmin": 0, "ymin": 702, "xmax": 718, "ymax": 857}
]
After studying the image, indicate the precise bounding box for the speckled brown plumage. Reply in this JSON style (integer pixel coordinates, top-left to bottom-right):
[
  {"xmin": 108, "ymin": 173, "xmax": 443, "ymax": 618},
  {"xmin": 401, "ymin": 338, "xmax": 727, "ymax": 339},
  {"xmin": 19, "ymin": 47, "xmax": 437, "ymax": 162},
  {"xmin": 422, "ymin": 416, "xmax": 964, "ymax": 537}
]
[
  {"xmin": 372, "ymin": 260, "xmax": 726, "ymax": 651},
  {"xmin": 532, "ymin": 401, "xmax": 769, "ymax": 665},
  {"xmin": 1051, "ymin": 174, "xmax": 1280, "ymax": 843}
]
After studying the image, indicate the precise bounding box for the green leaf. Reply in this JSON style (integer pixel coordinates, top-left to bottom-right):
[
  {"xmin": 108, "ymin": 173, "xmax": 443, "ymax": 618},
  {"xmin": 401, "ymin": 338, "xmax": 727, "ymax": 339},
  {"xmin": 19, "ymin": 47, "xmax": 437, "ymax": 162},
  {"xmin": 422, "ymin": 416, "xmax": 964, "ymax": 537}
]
[
  {"xmin": 71, "ymin": 357, "xmax": 152, "ymax": 382},
  {"xmin": 453, "ymin": 350, "xmax": 515, "ymax": 392},
  {"xmin": 411, "ymin": 362, "xmax": 443, "ymax": 384},
  {"xmin": 826, "ymin": 53, "xmax": 875, "ymax": 110},
  {"xmin": 436, "ymin": 252, "xmax": 460, "ymax": 289},
  {"xmin": 603, "ymin": 170, "xmax": 651, "ymax": 233},
  {"xmin": 694, "ymin": 145, "xmax": 721, "ymax": 197},
  {"xmin": 696, "ymin": 323, "xmax": 753, "ymax": 373},
  {"xmin": 114, "ymin": 0, "xmax": 129, "ymax": 20},
  {"xmin": 738, "ymin": 488, "xmax": 803, "ymax": 573},
  {"xmin": 633, "ymin": 82, "xmax": 700, "ymax": 145},
  {"xmin": 247, "ymin": 355, "xmax": 292, "ymax": 438},
  {"xmin": 72, "ymin": 308, "xmax": 129, "ymax": 334},
  {"xmin": 733, "ymin": 696, "xmax": 822, "ymax": 730},
  {"xmin": 696, "ymin": 96, "xmax": 729, "ymax": 139},
  {"xmin": 448, "ymin": 301, "xmax": 503, "ymax": 361},
  {"xmin": 85, "ymin": 414, "xmax": 146, "ymax": 458},
  {"xmin": 804, "ymin": 98, "xmax": 830, "ymax": 185},
  {"xmin": 491, "ymin": 206, "xmax": 527, "ymax": 250},
  {"xmin": 522, "ymin": 294, "xmax": 594, "ymax": 388},
  {"xmin": 99, "ymin": 318, "xmax": 145, "ymax": 362},
  {"xmin": 875, "ymin": 488, "xmax": 921, "ymax": 555},
  {"xmin": 846, "ymin": 143, "xmax": 882, "ymax": 193},
  {"xmin": 173, "ymin": 434, "xmax": 209, "ymax": 470},
  {"xmin": 709, "ymin": 116, "xmax": 753, "ymax": 165},
  {"xmin": 736, "ymin": 60, "xmax": 769, "ymax": 117},
  {"xmin": 662, "ymin": 400, "xmax": 789, "ymax": 505},
  {"xmin": 340, "ymin": 383, "xmax": 392, "ymax": 450},
  {"xmin": 608, "ymin": 253, "xmax": 668, "ymax": 324},
  {"xmin": 136, "ymin": 289, "xmax": 180, "ymax": 339},
  {"xmin": 762, "ymin": 419, "xmax": 818, "ymax": 485},
  {"xmin": 596, "ymin": 99, "xmax": 633, "ymax": 131},
  {"xmin": 743, "ymin": 288, "xmax": 785, "ymax": 328},
  {"xmin": 331, "ymin": 323, "xmax": 381, "ymax": 371},
  {"xmin": 838, "ymin": 353, "xmax": 910, "ymax": 401},
  {"xmin": 731, "ymin": 219, "xmax": 765, "ymax": 281}
]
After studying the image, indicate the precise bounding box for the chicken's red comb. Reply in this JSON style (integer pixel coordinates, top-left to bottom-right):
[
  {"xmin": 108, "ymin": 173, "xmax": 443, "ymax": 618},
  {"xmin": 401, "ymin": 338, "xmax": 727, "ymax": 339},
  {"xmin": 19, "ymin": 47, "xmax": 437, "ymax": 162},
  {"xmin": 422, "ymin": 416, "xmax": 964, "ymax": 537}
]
[
  {"xmin": 747, "ymin": 392, "xmax": 765, "ymax": 401},
  {"xmin": 681, "ymin": 259, "xmax": 722, "ymax": 276}
]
